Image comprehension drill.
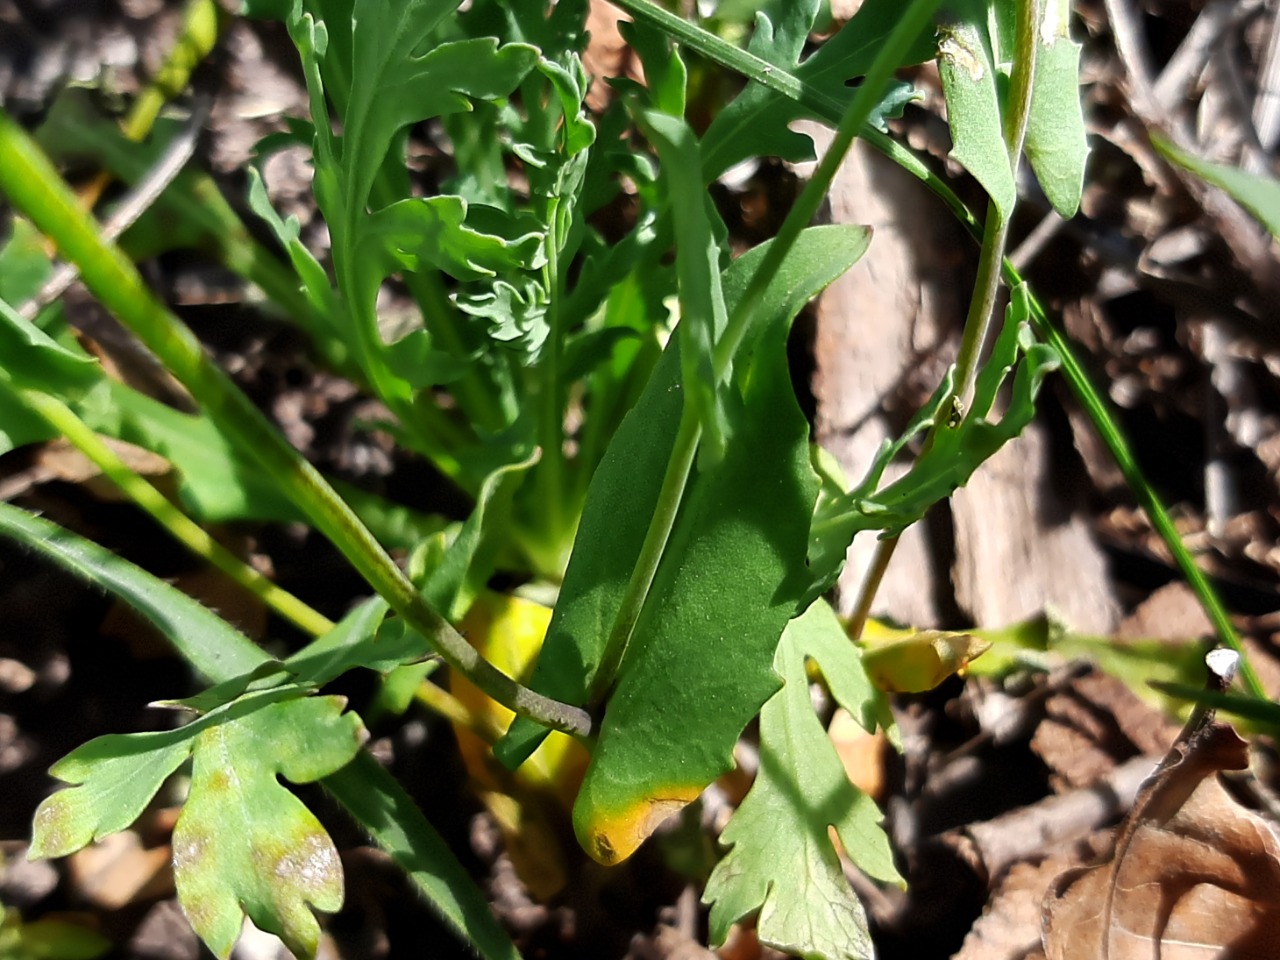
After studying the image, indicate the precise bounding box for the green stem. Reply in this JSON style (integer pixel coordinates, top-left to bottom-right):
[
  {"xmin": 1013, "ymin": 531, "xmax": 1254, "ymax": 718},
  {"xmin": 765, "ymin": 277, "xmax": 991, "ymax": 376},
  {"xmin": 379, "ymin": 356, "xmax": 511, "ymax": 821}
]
[
  {"xmin": 592, "ymin": 0, "xmax": 943, "ymax": 695},
  {"xmin": 593, "ymin": 403, "xmax": 700, "ymax": 696},
  {"xmin": 11, "ymin": 385, "xmax": 335, "ymax": 638},
  {"xmin": 955, "ymin": 0, "xmax": 1040, "ymax": 410},
  {"xmin": 121, "ymin": 0, "xmax": 223, "ymax": 144},
  {"xmin": 848, "ymin": 0, "xmax": 1041, "ymax": 637},
  {"xmin": 0, "ymin": 108, "xmax": 591, "ymax": 737},
  {"xmin": 633, "ymin": 0, "xmax": 1259, "ymax": 694},
  {"xmin": 715, "ymin": 0, "xmax": 945, "ymax": 378},
  {"xmin": 610, "ymin": 0, "xmax": 846, "ymax": 122},
  {"xmin": 1008, "ymin": 265, "xmax": 1266, "ymax": 699},
  {"xmin": 533, "ymin": 197, "xmax": 568, "ymax": 574}
]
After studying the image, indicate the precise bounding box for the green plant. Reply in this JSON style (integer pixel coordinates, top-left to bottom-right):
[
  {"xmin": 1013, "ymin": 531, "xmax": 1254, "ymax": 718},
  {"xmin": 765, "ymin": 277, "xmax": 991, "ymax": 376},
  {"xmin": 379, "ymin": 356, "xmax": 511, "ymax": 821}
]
[{"xmin": 0, "ymin": 0, "xmax": 1265, "ymax": 958}]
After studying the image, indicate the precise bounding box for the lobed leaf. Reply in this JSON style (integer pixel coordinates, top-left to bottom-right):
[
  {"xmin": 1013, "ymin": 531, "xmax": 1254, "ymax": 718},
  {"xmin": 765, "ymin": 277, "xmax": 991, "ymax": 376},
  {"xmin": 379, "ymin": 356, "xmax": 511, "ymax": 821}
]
[
  {"xmin": 341, "ymin": 5, "xmax": 539, "ymax": 218},
  {"xmin": 704, "ymin": 599, "xmax": 899, "ymax": 960},
  {"xmin": 34, "ymin": 685, "xmax": 364, "ymax": 960},
  {"xmin": 2, "ymin": 507, "xmax": 516, "ymax": 959},
  {"xmin": 699, "ymin": 0, "xmax": 931, "ymax": 180},
  {"xmin": 363, "ymin": 198, "xmax": 544, "ymax": 283},
  {"xmin": 30, "ymin": 729, "xmax": 194, "ymax": 861},
  {"xmin": 173, "ymin": 696, "xmax": 363, "ymax": 959}
]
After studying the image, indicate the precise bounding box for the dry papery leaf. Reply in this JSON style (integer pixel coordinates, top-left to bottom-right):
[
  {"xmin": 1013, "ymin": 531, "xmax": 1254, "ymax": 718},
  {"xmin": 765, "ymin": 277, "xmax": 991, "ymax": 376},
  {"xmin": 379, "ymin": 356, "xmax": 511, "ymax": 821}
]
[{"xmin": 1042, "ymin": 717, "xmax": 1280, "ymax": 959}]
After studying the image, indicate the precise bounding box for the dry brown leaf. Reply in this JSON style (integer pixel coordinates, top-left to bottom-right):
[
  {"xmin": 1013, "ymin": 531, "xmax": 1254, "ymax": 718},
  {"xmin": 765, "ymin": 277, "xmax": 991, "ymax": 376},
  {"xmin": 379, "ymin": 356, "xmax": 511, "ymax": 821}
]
[{"xmin": 1042, "ymin": 720, "xmax": 1280, "ymax": 959}]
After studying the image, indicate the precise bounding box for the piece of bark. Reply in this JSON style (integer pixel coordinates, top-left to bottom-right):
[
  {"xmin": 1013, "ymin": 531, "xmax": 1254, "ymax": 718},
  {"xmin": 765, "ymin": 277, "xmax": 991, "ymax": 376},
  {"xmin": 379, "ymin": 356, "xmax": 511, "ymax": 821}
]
[
  {"xmin": 951, "ymin": 420, "xmax": 1120, "ymax": 635},
  {"xmin": 804, "ymin": 124, "xmax": 966, "ymax": 627}
]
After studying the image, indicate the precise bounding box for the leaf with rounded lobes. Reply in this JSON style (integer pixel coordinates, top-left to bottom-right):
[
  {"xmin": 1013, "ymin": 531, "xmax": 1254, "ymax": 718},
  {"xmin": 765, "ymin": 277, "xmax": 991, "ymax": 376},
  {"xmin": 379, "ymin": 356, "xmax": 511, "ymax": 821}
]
[
  {"xmin": 174, "ymin": 696, "xmax": 363, "ymax": 959},
  {"xmin": 3, "ymin": 506, "xmax": 516, "ymax": 960},
  {"xmin": 704, "ymin": 599, "xmax": 899, "ymax": 960},
  {"xmin": 699, "ymin": 0, "xmax": 931, "ymax": 181},
  {"xmin": 1042, "ymin": 720, "xmax": 1280, "ymax": 959},
  {"xmin": 343, "ymin": 29, "xmax": 538, "ymax": 220},
  {"xmin": 27, "ymin": 686, "xmax": 331, "ymax": 866},
  {"xmin": 29, "ymin": 728, "xmax": 193, "ymax": 861},
  {"xmin": 496, "ymin": 224, "xmax": 872, "ymax": 774},
  {"xmin": 364, "ymin": 198, "xmax": 544, "ymax": 284}
]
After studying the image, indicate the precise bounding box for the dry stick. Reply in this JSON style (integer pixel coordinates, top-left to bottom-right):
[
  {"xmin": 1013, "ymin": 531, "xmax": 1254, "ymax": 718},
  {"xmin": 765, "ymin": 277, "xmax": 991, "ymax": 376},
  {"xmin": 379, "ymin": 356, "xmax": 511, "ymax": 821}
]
[
  {"xmin": 19, "ymin": 99, "xmax": 209, "ymax": 322},
  {"xmin": 945, "ymin": 753, "xmax": 1156, "ymax": 883},
  {"xmin": 1151, "ymin": 0, "xmax": 1260, "ymax": 113},
  {"xmin": 1246, "ymin": 0, "xmax": 1280, "ymax": 173},
  {"xmin": 1008, "ymin": 208, "xmax": 1064, "ymax": 272}
]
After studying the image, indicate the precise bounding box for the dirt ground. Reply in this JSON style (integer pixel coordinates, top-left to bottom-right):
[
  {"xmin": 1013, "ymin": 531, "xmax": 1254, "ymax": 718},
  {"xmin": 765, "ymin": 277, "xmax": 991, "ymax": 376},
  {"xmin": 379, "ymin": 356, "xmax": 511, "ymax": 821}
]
[{"xmin": 1, "ymin": 1, "xmax": 1279, "ymax": 958}]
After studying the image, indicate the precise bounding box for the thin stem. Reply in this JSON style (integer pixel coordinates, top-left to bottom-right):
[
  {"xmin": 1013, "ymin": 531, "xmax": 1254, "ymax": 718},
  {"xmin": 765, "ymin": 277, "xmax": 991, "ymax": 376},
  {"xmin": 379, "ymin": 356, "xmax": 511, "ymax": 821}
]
[
  {"xmin": 715, "ymin": 0, "xmax": 946, "ymax": 378},
  {"xmin": 610, "ymin": 0, "xmax": 845, "ymax": 121},
  {"xmin": 12, "ymin": 386, "xmax": 336, "ymax": 638},
  {"xmin": 1009, "ymin": 267, "xmax": 1267, "ymax": 700},
  {"xmin": 593, "ymin": 403, "xmax": 701, "ymax": 697},
  {"xmin": 0, "ymin": 108, "xmax": 591, "ymax": 737},
  {"xmin": 76, "ymin": 0, "xmax": 223, "ymax": 213},
  {"xmin": 955, "ymin": 0, "xmax": 1041, "ymax": 408},
  {"xmin": 845, "ymin": 537, "xmax": 896, "ymax": 640},
  {"xmin": 592, "ymin": 0, "xmax": 943, "ymax": 693},
  {"xmin": 533, "ymin": 197, "xmax": 568, "ymax": 574},
  {"xmin": 849, "ymin": 0, "xmax": 1041, "ymax": 636}
]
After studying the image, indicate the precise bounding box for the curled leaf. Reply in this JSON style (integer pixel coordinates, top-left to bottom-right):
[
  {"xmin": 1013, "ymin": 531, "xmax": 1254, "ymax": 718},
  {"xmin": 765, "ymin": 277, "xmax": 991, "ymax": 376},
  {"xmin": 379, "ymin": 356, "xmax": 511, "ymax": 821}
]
[
  {"xmin": 1042, "ymin": 713, "xmax": 1280, "ymax": 958},
  {"xmin": 859, "ymin": 624, "xmax": 991, "ymax": 693}
]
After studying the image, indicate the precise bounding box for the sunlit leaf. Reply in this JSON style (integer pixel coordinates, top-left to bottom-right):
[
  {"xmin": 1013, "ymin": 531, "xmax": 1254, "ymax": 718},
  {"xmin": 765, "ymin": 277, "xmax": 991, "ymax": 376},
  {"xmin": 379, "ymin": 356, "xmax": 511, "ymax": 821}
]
[
  {"xmin": 704, "ymin": 599, "xmax": 899, "ymax": 960},
  {"xmin": 498, "ymin": 225, "xmax": 872, "ymax": 784},
  {"xmin": 699, "ymin": 0, "xmax": 930, "ymax": 179},
  {"xmin": 1154, "ymin": 135, "xmax": 1280, "ymax": 239},
  {"xmin": 172, "ymin": 696, "xmax": 362, "ymax": 958},
  {"xmin": 938, "ymin": 9, "xmax": 1015, "ymax": 218}
]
